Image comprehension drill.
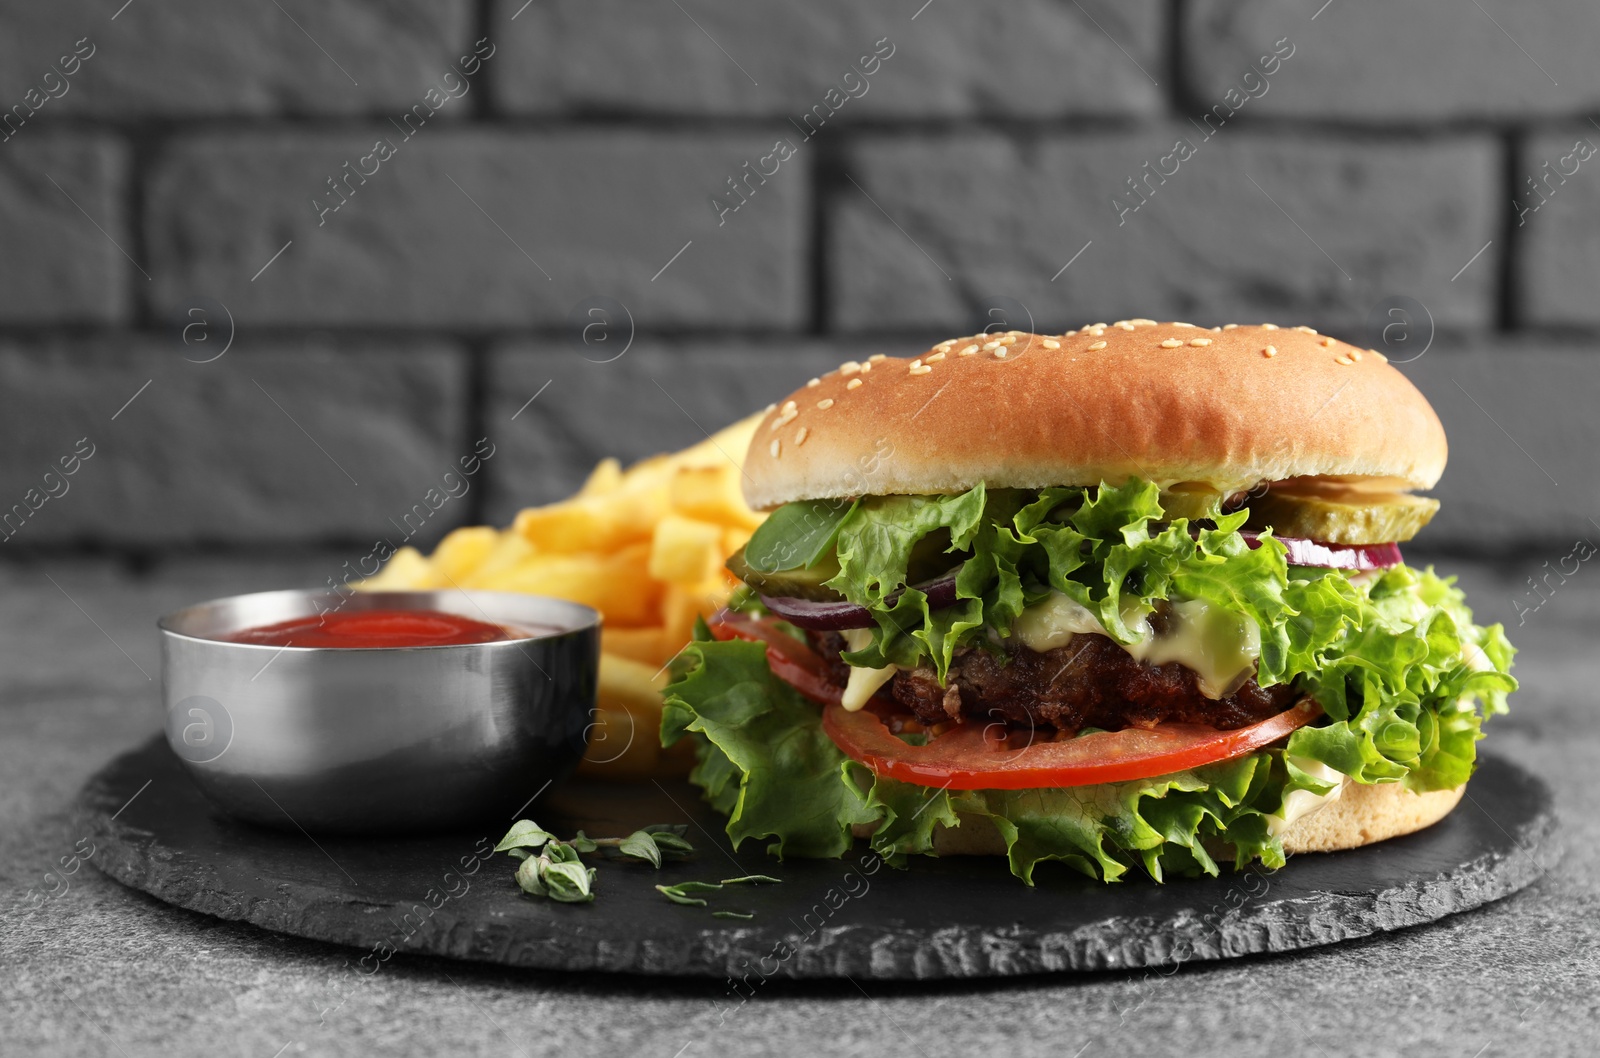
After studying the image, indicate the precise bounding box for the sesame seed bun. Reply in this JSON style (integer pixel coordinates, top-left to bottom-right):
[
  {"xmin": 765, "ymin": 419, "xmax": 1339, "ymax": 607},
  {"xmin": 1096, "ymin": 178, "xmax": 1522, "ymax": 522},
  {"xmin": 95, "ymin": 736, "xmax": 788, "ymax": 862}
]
[
  {"xmin": 848, "ymin": 778, "xmax": 1467, "ymax": 860},
  {"xmin": 743, "ymin": 322, "xmax": 1447, "ymax": 510}
]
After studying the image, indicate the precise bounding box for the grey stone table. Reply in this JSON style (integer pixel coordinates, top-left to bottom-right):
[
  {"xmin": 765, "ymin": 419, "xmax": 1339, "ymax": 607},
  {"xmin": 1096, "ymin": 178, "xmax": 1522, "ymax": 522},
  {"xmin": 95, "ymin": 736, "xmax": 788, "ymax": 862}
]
[{"xmin": 2, "ymin": 553, "xmax": 1596, "ymax": 1057}]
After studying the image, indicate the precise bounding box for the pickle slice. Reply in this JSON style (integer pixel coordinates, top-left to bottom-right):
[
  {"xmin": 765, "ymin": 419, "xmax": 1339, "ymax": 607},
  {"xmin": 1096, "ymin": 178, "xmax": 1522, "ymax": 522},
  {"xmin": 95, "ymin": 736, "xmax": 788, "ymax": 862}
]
[
  {"xmin": 1159, "ymin": 483, "xmax": 1225, "ymax": 522},
  {"xmin": 726, "ymin": 546, "xmax": 845, "ymax": 601},
  {"xmin": 726, "ymin": 530, "xmax": 963, "ymax": 601},
  {"xmin": 1245, "ymin": 491, "xmax": 1439, "ymax": 544}
]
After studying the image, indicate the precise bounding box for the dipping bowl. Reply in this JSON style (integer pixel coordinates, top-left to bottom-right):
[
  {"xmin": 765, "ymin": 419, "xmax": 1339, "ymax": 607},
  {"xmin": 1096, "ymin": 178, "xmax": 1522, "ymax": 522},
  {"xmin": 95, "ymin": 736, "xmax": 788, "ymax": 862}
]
[{"xmin": 158, "ymin": 589, "xmax": 599, "ymax": 834}]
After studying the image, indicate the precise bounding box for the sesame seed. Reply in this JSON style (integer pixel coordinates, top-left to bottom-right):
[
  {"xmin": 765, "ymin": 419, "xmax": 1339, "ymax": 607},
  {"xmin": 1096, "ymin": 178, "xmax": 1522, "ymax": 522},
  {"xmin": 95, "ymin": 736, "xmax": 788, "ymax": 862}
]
[
  {"xmin": 795, "ymin": 426, "xmax": 809, "ymax": 446},
  {"xmin": 846, "ymin": 378, "xmax": 863, "ymax": 390},
  {"xmin": 1173, "ymin": 322, "xmax": 1196, "ymax": 328},
  {"xmin": 1189, "ymin": 337, "xmax": 1213, "ymax": 347},
  {"xmin": 1090, "ymin": 327, "xmax": 1106, "ymax": 336},
  {"xmin": 782, "ymin": 400, "xmax": 796, "ymax": 413},
  {"xmin": 870, "ymin": 353, "xmax": 887, "ymax": 362},
  {"xmin": 840, "ymin": 361, "xmax": 862, "ymax": 375},
  {"xmin": 1064, "ymin": 329, "xmax": 1079, "ymax": 337},
  {"xmin": 1263, "ymin": 345, "xmax": 1277, "ymax": 358},
  {"xmin": 764, "ymin": 403, "xmax": 776, "ymax": 414},
  {"xmin": 1223, "ymin": 323, "xmax": 1239, "ymax": 330},
  {"xmin": 1295, "ymin": 326, "xmax": 1318, "ymax": 335},
  {"xmin": 770, "ymin": 439, "xmax": 781, "ymax": 457},
  {"xmin": 1000, "ymin": 335, "xmax": 1018, "ymax": 345},
  {"xmin": 1087, "ymin": 340, "xmax": 1108, "ymax": 351},
  {"xmin": 926, "ymin": 351, "xmax": 947, "ymax": 362},
  {"xmin": 770, "ymin": 406, "xmax": 798, "ymax": 430},
  {"xmin": 1335, "ymin": 355, "xmax": 1353, "ymax": 365},
  {"xmin": 1211, "ymin": 326, "xmax": 1222, "ymax": 332},
  {"xmin": 932, "ymin": 343, "xmax": 952, "ymax": 353},
  {"xmin": 1131, "ymin": 318, "xmax": 1157, "ymax": 327},
  {"xmin": 982, "ymin": 341, "xmax": 1002, "ymax": 351},
  {"xmin": 1369, "ymin": 349, "xmax": 1388, "ymax": 363},
  {"xmin": 1117, "ymin": 322, "xmax": 1136, "ymax": 331},
  {"xmin": 909, "ymin": 364, "xmax": 933, "ymax": 375},
  {"xmin": 817, "ymin": 398, "xmax": 835, "ymax": 410},
  {"xmin": 1092, "ymin": 322, "xmax": 1107, "ymax": 329},
  {"xmin": 806, "ymin": 377, "xmax": 821, "ymax": 387},
  {"xmin": 908, "ymin": 358, "xmax": 924, "ymax": 370},
  {"xmin": 1261, "ymin": 323, "xmax": 1280, "ymax": 331},
  {"xmin": 1348, "ymin": 349, "xmax": 1363, "ymax": 361},
  {"xmin": 1159, "ymin": 338, "xmax": 1183, "ymax": 349},
  {"xmin": 1042, "ymin": 338, "xmax": 1061, "ymax": 350},
  {"xmin": 993, "ymin": 348, "xmax": 1008, "ymax": 359},
  {"xmin": 959, "ymin": 344, "xmax": 978, "ymax": 356},
  {"xmin": 1321, "ymin": 337, "xmax": 1334, "ymax": 347}
]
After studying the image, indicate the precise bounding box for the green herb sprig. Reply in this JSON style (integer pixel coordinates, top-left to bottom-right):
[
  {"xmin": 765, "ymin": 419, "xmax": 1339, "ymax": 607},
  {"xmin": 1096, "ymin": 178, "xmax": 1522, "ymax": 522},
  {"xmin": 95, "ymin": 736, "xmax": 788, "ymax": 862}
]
[{"xmin": 495, "ymin": 820, "xmax": 695, "ymax": 903}]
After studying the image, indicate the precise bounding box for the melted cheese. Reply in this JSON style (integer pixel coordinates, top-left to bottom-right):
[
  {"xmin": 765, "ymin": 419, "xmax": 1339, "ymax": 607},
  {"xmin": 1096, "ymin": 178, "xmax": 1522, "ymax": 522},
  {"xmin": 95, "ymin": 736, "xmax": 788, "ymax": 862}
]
[
  {"xmin": 839, "ymin": 627, "xmax": 897, "ymax": 712},
  {"xmin": 1125, "ymin": 599, "xmax": 1261, "ymax": 699},
  {"xmin": 1012, "ymin": 593, "xmax": 1261, "ymax": 699},
  {"xmin": 1266, "ymin": 757, "xmax": 1348, "ymax": 837},
  {"xmin": 1011, "ymin": 593, "xmax": 1110, "ymax": 652}
]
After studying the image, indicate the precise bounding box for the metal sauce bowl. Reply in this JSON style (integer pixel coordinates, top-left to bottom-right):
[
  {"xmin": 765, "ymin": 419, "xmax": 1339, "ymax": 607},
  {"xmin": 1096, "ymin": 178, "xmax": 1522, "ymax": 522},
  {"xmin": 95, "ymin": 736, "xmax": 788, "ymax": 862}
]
[{"xmin": 159, "ymin": 589, "xmax": 599, "ymax": 834}]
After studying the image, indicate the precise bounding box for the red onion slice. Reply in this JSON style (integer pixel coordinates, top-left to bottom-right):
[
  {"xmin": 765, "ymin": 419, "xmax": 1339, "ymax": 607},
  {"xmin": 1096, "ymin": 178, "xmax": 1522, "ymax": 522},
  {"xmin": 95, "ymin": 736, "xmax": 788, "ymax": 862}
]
[
  {"xmin": 761, "ymin": 569, "xmax": 961, "ymax": 630},
  {"xmin": 1238, "ymin": 531, "xmax": 1402, "ymax": 571}
]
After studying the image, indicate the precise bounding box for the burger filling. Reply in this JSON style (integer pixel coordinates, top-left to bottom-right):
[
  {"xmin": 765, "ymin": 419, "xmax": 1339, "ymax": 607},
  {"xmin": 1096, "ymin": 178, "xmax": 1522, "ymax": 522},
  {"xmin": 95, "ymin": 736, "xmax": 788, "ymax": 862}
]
[
  {"xmin": 662, "ymin": 477, "xmax": 1516, "ymax": 884},
  {"xmin": 808, "ymin": 616, "xmax": 1296, "ymax": 734}
]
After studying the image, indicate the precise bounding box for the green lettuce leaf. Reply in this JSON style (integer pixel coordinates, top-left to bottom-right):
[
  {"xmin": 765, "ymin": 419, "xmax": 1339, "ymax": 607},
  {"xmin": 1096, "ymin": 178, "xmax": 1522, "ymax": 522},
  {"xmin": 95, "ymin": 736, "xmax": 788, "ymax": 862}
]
[{"xmin": 660, "ymin": 638, "xmax": 876, "ymax": 858}]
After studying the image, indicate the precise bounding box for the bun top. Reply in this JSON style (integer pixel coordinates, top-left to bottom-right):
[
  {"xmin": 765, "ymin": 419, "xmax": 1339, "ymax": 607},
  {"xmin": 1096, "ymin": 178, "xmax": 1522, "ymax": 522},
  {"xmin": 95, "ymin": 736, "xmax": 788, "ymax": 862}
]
[{"xmin": 742, "ymin": 321, "xmax": 1447, "ymax": 510}]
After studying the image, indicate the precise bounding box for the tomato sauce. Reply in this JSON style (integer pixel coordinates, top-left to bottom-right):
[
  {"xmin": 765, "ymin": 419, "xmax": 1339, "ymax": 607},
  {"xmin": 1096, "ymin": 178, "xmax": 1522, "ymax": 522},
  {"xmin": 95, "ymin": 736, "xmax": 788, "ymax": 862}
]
[{"xmin": 224, "ymin": 609, "xmax": 520, "ymax": 649}]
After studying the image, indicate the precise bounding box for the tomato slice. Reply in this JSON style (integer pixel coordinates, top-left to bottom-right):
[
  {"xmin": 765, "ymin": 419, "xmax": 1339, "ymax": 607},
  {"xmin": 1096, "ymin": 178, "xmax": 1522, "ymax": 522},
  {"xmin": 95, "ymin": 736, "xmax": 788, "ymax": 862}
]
[
  {"xmin": 707, "ymin": 609, "xmax": 843, "ymax": 707},
  {"xmin": 822, "ymin": 698, "xmax": 1322, "ymax": 790}
]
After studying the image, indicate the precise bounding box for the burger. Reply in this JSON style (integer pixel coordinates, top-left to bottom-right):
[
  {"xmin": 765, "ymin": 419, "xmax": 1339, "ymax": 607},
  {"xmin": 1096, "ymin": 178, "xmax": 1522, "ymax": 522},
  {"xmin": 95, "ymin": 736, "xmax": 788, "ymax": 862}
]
[{"xmin": 661, "ymin": 321, "xmax": 1516, "ymax": 884}]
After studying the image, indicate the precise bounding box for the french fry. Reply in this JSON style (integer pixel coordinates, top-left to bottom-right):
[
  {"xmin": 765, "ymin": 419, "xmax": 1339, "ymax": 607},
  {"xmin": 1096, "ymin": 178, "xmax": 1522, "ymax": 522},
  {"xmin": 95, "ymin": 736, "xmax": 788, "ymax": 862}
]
[
  {"xmin": 648, "ymin": 515, "xmax": 727, "ymax": 584},
  {"xmin": 669, "ymin": 464, "xmax": 765, "ymax": 529},
  {"xmin": 578, "ymin": 655, "xmax": 674, "ymax": 779},
  {"xmin": 357, "ymin": 546, "xmax": 437, "ymax": 590},
  {"xmin": 498, "ymin": 545, "xmax": 660, "ymax": 626},
  {"xmin": 429, "ymin": 526, "xmax": 500, "ymax": 586},
  {"xmin": 459, "ymin": 531, "xmax": 535, "ymax": 589},
  {"xmin": 602, "ymin": 625, "xmax": 672, "ymax": 667},
  {"xmin": 663, "ymin": 576, "xmax": 730, "ymax": 647},
  {"xmin": 577, "ymin": 457, "xmax": 623, "ymax": 497},
  {"xmin": 597, "ymin": 652, "xmax": 667, "ymax": 713},
  {"xmin": 513, "ymin": 484, "xmax": 667, "ymax": 553},
  {"xmin": 722, "ymin": 525, "xmax": 755, "ymax": 561}
]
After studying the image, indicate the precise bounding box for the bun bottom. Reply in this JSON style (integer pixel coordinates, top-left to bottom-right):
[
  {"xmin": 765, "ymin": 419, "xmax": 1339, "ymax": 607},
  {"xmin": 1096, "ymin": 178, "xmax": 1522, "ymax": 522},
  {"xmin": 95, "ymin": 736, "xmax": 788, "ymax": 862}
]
[
  {"xmin": 851, "ymin": 780, "xmax": 1466, "ymax": 860},
  {"xmin": 1278, "ymin": 777, "xmax": 1464, "ymax": 853}
]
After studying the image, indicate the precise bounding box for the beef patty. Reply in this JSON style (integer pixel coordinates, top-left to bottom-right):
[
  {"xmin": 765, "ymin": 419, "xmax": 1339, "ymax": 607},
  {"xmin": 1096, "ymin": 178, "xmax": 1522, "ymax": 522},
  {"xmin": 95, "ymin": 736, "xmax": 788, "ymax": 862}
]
[{"xmin": 807, "ymin": 628, "xmax": 1296, "ymax": 732}]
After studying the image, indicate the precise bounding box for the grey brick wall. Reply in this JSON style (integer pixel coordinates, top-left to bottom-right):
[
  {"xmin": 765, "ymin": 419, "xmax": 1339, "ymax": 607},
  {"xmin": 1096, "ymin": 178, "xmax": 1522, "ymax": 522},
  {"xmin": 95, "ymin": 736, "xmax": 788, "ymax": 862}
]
[{"xmin": 1, "ymin": 1, "xmax": 1596, "ymax": 552}]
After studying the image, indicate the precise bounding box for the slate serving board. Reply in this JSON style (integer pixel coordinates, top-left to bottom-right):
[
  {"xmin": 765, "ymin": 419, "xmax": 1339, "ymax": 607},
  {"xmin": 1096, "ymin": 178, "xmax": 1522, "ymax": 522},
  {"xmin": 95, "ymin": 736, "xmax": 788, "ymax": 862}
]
[{"xmin": 77, "ymin": 736, "xmax": 1555, "ymax": 980}]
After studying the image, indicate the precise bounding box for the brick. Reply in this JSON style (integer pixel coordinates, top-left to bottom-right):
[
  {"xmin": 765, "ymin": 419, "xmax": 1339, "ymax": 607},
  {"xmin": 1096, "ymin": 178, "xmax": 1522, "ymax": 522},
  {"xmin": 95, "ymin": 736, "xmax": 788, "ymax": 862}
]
[
  {"xmin": 482, "ymin": 339, "xmax": 884, "ymax": 523},
  {"xmin": 492, "ymin": 0, "xmax": 1163, "ymax": 119},
  {"xmin": 1399, "ymin": 339, "xmax": 1600, "ymax": 550},
  {"xmin": 0, "ymin": 336, "xmax": 469, "ymax": 546},
  {"xmin": 1517, "ymin": 128, "xmax": 1600, "ymax": 326},
  {"xmin": 829, "ymin": 129, "xmax": 1498, "ymax": 334},
  {"xmin": 146, "ymin": 130, "xmax": 807, "ymax": 329},
  {"xmin": 0, "ymin": 1, "xmax": 474, "ymax": 118},
  {"xmin": 1184, "ymin": 0, "xmax": 1600, "ymax": 120},
  {"xmin": 0, "ymin": 135, "xmax": 127, "ymax": 324}
]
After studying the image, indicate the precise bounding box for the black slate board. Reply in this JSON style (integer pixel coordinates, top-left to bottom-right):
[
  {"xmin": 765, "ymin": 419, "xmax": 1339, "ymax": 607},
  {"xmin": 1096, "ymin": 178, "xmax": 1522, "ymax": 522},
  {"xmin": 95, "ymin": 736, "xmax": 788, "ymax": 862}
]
[{"xmin": 77, "ymin": 736, "xmax": 1556, "ymax": 980}]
